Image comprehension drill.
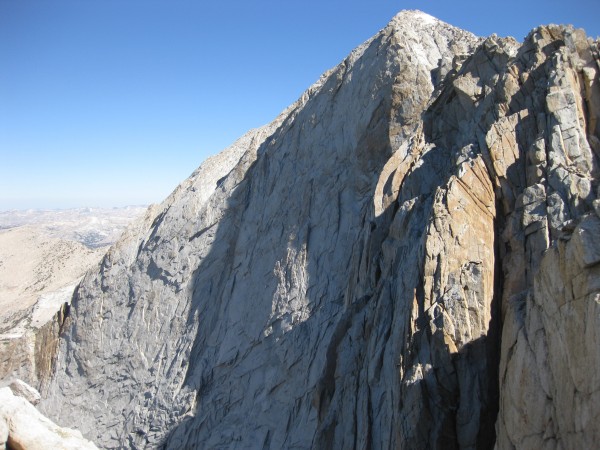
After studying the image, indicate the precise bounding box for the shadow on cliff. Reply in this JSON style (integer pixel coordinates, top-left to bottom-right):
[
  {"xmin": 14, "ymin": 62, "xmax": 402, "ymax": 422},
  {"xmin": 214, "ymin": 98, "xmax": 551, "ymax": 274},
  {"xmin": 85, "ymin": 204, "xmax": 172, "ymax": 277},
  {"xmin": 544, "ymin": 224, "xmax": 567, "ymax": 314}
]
[
  {"xmin": 159, "ymin": 141, "xmax": 502, "ymax": 449},
  {"xmin": 156, "ymin": 36, "xmax": 401, "ymax": 446},
  {"xmin": 311, "ymin": 138, "xmax": 502, "ymax": 449},
  {"xmin": 402, "ymin": 152, "xmax": 501, "ymax": 450},
  {"xmin": 398, "ymin": 33, "xmax": 570, "ymax": 447},
  {"xmin": 158, "ymin": 37, "xmax": 507, "ymax": 449}
]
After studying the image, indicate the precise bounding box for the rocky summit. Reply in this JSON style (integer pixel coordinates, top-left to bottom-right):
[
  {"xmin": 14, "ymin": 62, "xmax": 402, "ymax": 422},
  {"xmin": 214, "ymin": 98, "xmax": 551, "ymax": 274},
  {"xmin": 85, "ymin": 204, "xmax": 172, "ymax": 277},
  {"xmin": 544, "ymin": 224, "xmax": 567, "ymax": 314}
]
[{"xmin": 33, "ymin": 10, "xmax": 599, "ymax": 449}]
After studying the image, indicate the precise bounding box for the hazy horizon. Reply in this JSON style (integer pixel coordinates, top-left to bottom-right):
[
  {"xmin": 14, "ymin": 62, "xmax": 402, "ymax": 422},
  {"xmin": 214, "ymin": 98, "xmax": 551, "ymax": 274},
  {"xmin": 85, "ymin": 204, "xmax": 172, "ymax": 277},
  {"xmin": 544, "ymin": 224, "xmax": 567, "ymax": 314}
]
[
  {"xmin": 0, "ymin": 203, "xmax": 150, "ymax": 213},
  {"xmin": 2, "ymin": 0, "xmax": 599, "ymax": 211}
]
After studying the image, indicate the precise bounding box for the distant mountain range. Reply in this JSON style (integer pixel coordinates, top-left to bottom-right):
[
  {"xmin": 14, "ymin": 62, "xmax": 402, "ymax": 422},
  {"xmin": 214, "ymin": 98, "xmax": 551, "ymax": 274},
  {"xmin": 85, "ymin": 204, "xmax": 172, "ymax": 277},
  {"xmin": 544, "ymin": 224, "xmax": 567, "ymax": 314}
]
[{"xmin": 0, "ymin": 206, "xmax": 148, "ymax": 248}]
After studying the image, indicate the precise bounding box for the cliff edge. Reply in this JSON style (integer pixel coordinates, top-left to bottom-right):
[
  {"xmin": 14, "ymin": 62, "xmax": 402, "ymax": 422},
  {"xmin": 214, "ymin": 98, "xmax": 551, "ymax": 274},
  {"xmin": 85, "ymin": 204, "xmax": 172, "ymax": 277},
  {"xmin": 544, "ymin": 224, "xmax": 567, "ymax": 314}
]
[{"xmin": 39, "ymin": 11, "xmax": 599, "ymax": 449}]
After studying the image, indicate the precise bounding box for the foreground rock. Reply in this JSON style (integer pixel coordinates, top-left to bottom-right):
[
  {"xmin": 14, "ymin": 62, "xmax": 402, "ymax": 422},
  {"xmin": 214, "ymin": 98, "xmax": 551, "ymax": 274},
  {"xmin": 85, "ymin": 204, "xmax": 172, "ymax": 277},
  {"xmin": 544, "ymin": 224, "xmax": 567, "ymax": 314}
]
[
  {"xmin": 39, "ymin": 11, "xmax": 599, "ymax": 449},
  {"xmin": 0, "ymin": 386, "xmax": 98, "ymax": 450},
  {"xmin": 8, "ymin": 379, "xmax": 42, "ymax": 405}
]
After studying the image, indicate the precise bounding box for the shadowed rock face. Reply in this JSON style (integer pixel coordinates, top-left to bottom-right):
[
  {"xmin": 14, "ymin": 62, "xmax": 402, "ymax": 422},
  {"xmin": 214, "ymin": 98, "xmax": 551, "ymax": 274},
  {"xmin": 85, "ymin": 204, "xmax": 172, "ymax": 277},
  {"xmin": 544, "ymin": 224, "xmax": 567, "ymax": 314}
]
[{"xmin": 39, "ymin": 11, "xmax": 599, "ymax": 450}]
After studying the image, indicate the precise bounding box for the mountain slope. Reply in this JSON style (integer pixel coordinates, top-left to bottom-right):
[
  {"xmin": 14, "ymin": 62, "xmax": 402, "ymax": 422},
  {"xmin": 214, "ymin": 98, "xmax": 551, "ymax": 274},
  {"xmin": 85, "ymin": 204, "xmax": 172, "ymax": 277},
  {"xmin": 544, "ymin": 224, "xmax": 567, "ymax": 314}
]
[
  {"xmin": 0, "ymin": 207, "xmax": 146, "ymax": 391},
  {"xmin": 0, "ymin": 227, "xmax": 105, "ymax": 323},
  {"xmin": 40, "ymin": 11, "xmax": 600, "ymax": 450}
]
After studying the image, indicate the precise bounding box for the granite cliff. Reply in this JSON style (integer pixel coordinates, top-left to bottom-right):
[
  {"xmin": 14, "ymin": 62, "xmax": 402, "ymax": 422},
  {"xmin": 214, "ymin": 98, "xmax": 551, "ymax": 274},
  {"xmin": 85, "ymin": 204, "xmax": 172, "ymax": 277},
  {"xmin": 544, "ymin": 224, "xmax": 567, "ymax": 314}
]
[{"xmin": 37, "ymin": 11, "xmax": 599, "ymax": 449}]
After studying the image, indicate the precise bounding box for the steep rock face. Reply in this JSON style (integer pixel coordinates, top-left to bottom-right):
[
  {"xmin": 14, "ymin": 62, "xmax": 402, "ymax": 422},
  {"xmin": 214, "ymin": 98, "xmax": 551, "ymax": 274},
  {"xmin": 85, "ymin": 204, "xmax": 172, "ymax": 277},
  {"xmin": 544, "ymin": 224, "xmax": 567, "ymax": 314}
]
[
  {"xmin": 0, "ymin": 301, "xmax": 71, "ymax": 396},
  {"xmin": 40, "ymin": 11, "xmax": 599, "ymax": 450},
  {"xmin": 492, "ymin": 27, "xmax": 600, "ymax": 450},
  {"xmin": 418, "ymin": 22, "xmax": 600, "ymax": 449}
]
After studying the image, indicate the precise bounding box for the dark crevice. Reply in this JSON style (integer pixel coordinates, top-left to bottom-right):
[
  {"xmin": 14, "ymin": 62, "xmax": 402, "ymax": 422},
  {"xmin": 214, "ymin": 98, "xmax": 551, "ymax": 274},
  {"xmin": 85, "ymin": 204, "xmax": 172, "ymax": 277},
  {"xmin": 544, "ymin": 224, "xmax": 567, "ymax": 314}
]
[
  {"xmin": 188, "ymin": 222, "xmax": 217, "ymax": 242},
  {"xmin": 475, "ymin": 198, "xmax": 504, "ymax": 449}
]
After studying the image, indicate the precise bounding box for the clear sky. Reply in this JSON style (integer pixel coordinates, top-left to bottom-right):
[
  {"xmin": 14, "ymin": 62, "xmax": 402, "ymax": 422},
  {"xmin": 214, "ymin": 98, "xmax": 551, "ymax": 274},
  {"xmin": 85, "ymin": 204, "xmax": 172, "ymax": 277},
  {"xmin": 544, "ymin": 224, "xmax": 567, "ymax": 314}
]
[{"xmin": 1, "ymin": 0, "xmax": 599, "ymax": 210}]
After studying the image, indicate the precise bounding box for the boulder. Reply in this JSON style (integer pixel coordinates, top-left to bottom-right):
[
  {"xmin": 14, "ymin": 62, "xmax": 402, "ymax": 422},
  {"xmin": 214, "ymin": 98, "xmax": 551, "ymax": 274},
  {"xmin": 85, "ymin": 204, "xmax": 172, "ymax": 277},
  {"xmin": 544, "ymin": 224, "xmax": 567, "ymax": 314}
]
[{"xmin": 0, "ymin": 387, "xmax": 97, "ymax": 450}]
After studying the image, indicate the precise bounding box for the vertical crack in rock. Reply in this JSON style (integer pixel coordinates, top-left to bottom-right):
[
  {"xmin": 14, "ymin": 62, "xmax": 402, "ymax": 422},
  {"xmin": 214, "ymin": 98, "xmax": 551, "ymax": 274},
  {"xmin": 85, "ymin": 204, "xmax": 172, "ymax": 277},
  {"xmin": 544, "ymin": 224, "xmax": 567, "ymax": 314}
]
[{"xmin": 34, "ymin": 11, "xmax": 600, "ymax": 450}]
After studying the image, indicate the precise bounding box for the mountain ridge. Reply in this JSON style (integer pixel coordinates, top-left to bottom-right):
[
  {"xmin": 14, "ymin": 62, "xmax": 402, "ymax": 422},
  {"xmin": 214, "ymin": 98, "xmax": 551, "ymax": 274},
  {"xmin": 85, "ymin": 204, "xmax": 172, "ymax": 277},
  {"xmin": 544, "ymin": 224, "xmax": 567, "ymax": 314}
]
[{"xmin": 34, "ymin": 10, "xmax": 600, "ymax": 449}]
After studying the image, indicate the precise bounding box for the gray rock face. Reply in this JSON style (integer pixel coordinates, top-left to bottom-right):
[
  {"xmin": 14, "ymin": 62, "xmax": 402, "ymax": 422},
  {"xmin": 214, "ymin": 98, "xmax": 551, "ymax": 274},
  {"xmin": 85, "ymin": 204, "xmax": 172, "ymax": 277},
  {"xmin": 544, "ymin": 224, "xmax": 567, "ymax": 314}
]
[{"xmin": 39, "ymin": 11, "xmax": 599, "ymax": 449}]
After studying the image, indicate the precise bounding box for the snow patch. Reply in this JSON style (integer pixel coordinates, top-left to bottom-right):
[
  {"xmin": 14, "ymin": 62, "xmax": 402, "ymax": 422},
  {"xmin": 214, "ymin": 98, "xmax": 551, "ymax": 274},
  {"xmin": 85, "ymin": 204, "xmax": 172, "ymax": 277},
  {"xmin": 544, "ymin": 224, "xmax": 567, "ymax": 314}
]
[
  {"xmin": 394, "ymin": 10, "xmax": 439, "ymax": 27},
  {"xmin": 413, "ymin": 11, "xmax": 437, "ymax": 25},
  {"xmin": 30, "ymin": 282, "xmax": 78, "ymax": 328}
]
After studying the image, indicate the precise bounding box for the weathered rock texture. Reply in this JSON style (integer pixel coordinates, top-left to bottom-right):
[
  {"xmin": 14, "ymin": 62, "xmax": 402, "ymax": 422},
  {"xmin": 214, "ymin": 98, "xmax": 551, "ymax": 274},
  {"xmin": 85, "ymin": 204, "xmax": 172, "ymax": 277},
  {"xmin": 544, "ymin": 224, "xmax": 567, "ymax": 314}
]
[
  {"xmin": 493, "ymin": 26, "xmax": 600, "ymax": 449},
  {"xmin": 38, "ymin": 11, "xmax": 599, "ymax": 449}
]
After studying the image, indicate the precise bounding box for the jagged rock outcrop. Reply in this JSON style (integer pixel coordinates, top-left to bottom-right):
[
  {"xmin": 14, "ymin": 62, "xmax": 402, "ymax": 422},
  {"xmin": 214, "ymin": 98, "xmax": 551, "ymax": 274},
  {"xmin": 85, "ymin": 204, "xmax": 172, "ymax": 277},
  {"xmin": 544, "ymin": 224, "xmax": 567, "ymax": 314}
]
[
  {"xmin": 1, "ymin": 296, "xmax": 72, "ymax": 394},
  {"xmin": 8, "ymin": 379, "xmax": 42, "ymax": 405},
  {"xmin": 38, "ymin": 11, "xmax": 599, "ymax": 449},
  {"xmin": 492, "ymin": 26, "xmax": 600, "ymax": 449}
]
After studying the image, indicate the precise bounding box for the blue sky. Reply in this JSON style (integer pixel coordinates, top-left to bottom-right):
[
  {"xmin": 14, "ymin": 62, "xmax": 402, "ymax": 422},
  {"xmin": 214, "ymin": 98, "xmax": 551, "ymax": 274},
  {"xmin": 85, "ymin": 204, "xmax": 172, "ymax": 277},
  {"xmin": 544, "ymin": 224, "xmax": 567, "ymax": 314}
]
[{"xmin": 1, "ymin": 0, "xmax": 599, "ymax": 210}]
